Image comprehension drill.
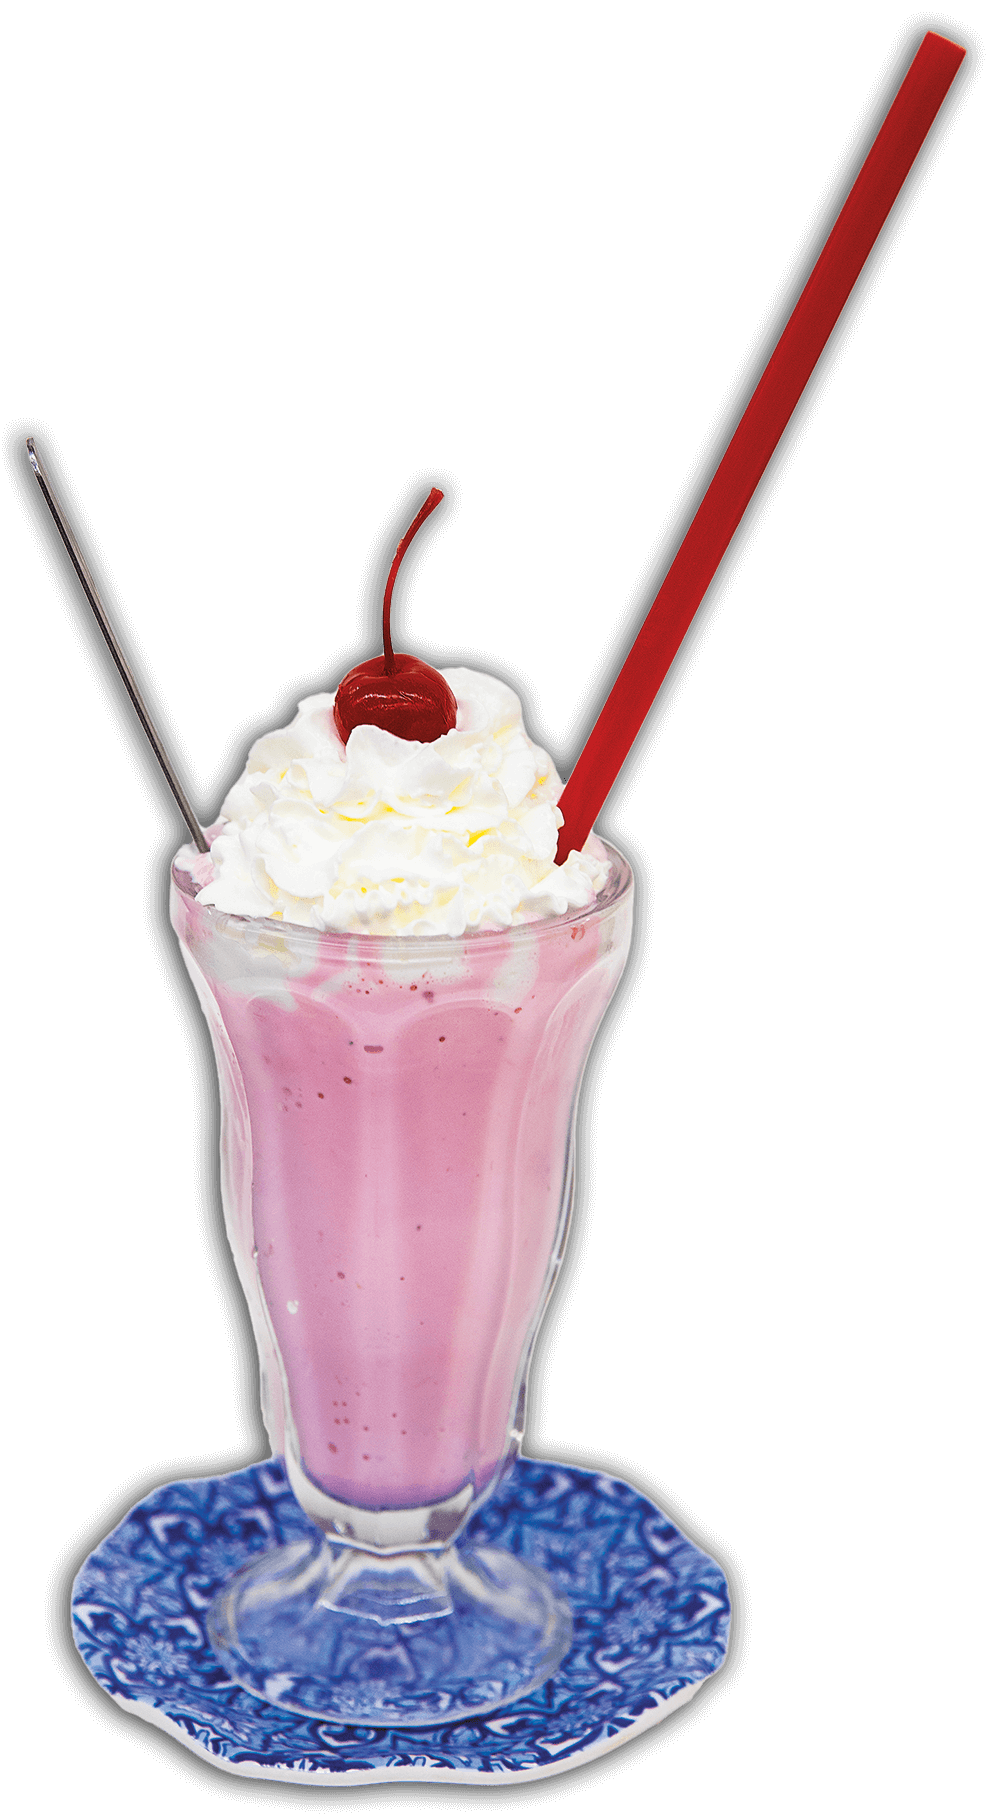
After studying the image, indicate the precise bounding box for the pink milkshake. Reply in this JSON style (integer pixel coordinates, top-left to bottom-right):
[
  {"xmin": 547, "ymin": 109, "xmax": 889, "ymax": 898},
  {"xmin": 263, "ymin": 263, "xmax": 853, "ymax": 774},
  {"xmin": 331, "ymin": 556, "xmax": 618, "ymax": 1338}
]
[
  {"xmin": 172, "ymin": 850, "xmax": 631, "ymax": 1536},
  {"xmin": 175, "ymin": 657, "xmax": 632, "ymax": 1718}
]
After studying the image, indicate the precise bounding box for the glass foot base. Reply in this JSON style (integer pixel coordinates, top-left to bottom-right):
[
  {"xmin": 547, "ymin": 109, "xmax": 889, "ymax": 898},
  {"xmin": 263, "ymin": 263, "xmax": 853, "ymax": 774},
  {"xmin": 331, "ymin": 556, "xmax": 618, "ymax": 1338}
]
[{"xmin": 207, "ymin": 1537, "xmax": 573, "ymax": 1725}]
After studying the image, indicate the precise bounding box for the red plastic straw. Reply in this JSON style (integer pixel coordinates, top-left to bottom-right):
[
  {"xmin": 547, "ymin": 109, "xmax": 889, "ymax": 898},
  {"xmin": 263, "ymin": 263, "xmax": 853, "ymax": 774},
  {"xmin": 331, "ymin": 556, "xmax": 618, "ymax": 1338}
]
[{"xmin": 556, "ymin": 31, "xmax": 965, "ymax": 863}]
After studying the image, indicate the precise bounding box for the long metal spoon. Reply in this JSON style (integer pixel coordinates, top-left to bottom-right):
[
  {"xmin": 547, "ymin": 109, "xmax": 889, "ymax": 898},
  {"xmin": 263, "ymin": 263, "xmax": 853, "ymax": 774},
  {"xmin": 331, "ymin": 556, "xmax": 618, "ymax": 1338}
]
[{"xmin": 26, "ymin": 437, "xmax": 209, "ymax": 854}]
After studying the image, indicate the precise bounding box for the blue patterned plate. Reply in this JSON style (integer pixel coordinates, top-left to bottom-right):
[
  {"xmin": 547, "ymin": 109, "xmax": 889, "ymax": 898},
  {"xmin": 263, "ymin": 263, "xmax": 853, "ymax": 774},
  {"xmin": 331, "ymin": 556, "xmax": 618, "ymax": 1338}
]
[{"xmin": 72, "ymin": 1456, "xmax": 729, "ymax": 1785}]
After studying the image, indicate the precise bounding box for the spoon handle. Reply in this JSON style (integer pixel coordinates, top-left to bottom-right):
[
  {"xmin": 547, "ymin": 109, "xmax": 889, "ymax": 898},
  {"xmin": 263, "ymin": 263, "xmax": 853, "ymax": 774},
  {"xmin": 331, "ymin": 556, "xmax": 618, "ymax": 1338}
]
[{"xmin": 27, "ymin": 438, "xmax": 210, "ymax": 855}]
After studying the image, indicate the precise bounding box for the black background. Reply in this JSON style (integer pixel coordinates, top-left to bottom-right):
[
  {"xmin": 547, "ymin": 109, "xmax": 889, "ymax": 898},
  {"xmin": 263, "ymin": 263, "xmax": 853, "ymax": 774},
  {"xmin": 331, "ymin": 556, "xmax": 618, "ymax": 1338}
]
[{"xmin": 15, "ymin": 10, "xmax": 981, "ymax": 1802}]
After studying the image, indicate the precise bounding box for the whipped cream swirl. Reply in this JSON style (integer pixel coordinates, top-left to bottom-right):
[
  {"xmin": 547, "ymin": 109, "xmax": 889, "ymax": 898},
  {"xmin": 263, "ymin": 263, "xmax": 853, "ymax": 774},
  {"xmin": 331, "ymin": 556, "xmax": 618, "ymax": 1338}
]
[{"xmin": 197, "ymin": 668, "xmax": 609, "ymax": 935}]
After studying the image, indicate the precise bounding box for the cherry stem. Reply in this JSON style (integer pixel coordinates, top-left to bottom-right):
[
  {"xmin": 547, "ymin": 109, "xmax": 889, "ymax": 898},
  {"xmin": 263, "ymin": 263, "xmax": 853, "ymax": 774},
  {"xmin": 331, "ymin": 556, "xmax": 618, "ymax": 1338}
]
[{"xmin": 382, "ymin": 487, "xmax": 444, "ymax": 674}]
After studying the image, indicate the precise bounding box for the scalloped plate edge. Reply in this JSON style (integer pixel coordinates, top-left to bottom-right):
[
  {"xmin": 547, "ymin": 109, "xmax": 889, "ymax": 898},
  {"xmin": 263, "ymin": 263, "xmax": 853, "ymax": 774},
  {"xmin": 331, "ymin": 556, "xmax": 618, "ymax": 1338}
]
[{"xmin": 109, "ymin": 1679, "xmax": 708, "ymax": 1785}]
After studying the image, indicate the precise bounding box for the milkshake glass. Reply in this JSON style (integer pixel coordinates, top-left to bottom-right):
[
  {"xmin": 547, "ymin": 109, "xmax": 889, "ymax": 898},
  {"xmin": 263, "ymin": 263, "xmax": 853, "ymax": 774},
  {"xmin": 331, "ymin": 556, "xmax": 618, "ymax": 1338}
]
[{"xmin": 171, "ymin": 842, "xmax": 632, "ymax": 1724}]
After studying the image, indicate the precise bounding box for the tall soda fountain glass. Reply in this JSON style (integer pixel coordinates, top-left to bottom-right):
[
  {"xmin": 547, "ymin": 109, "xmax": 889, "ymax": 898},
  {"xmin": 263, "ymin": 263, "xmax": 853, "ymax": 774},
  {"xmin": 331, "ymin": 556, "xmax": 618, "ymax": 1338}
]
[{"xmin": 170, "ymin": 842, "xmax": 632, "ymax": 1725}]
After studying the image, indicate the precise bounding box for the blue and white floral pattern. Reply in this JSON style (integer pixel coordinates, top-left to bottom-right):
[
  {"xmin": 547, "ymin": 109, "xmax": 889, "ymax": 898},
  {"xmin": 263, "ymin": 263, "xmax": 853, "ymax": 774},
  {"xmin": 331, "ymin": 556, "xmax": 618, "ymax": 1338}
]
[{"xmin": 72, "ymin": 1457, "xmax": 729, "ymax": 1784}]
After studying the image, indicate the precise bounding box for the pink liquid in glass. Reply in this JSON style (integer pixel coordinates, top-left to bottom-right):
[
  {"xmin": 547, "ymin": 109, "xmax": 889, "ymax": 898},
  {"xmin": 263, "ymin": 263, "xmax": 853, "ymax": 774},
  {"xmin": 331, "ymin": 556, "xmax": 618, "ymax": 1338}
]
[{"xmin": 171, "ymin": 850, "xmax": 632, "ymax": 1530}]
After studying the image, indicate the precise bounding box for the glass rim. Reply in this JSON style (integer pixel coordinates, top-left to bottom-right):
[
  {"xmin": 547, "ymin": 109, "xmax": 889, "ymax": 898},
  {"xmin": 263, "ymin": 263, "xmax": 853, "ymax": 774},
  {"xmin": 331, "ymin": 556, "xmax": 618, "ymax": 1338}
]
[{"xmin": 171, "ymin": 837, "xmax": 633, "ymax": 955}]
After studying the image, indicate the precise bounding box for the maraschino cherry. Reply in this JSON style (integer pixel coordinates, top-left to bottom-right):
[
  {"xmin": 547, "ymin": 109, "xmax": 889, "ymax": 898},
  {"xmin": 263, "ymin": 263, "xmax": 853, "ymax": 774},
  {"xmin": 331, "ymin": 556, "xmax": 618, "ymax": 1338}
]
[{"xmin": 333, "ymin": 488, "xmax": 458, "ymax": 744}]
